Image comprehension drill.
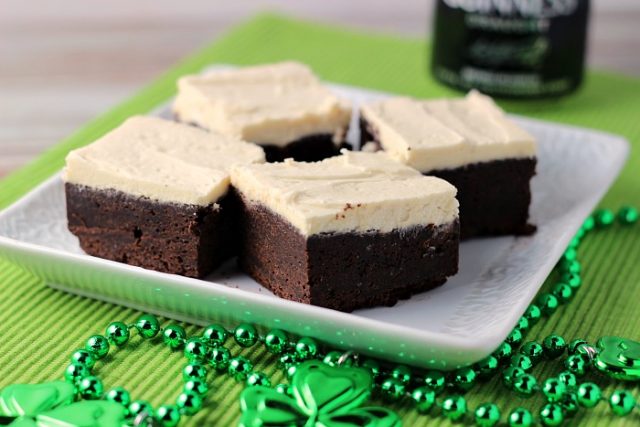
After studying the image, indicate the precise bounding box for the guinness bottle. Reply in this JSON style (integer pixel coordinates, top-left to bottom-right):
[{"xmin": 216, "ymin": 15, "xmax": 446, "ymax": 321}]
[{"xmin": 431, "ymin": 0, "xmax": 590, "ymax": 98}]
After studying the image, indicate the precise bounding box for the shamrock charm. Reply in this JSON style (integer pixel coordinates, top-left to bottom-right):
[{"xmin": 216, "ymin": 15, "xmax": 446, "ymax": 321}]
[
  {"xmin": 239, "ymin": 360, "xmax": 401, "ymax": 427},
  {"xmin": 594, "ymin": 336, "xmax": 640, "ymax": 381},
  {"xmin": 0, "ymin": 381, "xmax": 126, "ymax": 426}
]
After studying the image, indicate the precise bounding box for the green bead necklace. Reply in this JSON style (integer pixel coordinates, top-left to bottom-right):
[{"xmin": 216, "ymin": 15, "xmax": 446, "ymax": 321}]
[{"xmin": 0, "ymin": 206, "xmax": 639, "ymax": 427}]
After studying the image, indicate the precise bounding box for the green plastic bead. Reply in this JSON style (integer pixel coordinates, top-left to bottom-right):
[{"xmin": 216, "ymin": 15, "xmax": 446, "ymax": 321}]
[
  {"xmin": 391, "ymin": 365, "xmax": 412, "ymax": 384},
  {"xmin": 562, "ymin": 273, "xmax": 582, "ymax": 289},
  {"xmin": 562, "ymin": 247, "xmax": 577, "ymax": 262},
  {"xmin": 275, "ymin": 384, "xmax": 292, "ymax": 395},
  {"xmin": 542, "ymin": 378, "xmax": 566, "ymax": 402},
  {"xmin": 156, "ymin": 405, "xmax": 181, "ymax": 427},
  {"xmin": 557, "ymin": 371, "xmax": 578, "ymax": 389},
  {"xmin": 380, "ymin": 378, "xmax": 405, "ymax": 401},
  {"xmin": 85, "ymin": 335, "xmax": 110, "ymax": 359},
  {"xmin": 279, "ymin": 353, "xmax": 297, "ymax": 367},
  {"xmin": 176, "ymin": 391, "xmax": 202, "ymax": 416},
  {"xmin": 184, "ymin": 338, "xmax": 209, "ymax": 362},
  {"xmin": 560, "ymin": 392, "xmax": 579, "ymax": 417},
  {"xmin": 582, "ymin": 215, "xmax": 595, "ymax": 231},
  {"xmin": 568, "ymin": 236, "xmax": 581, "ymax": 249},
  {"xmin": 542, "ymin": 335, "xmax": 566, "ymax": 359},
  {"xmin": 264, "ymin": 329, "xmax": 288, "ymax": 354},
  {"xmin": 505, "ymin": 329, "xmax": 523, "ymax": 347},
  {"xmin": 552, "ymin": 283, "xmax": 573, "ymax": 303},
  {"xmin": 453, "ymin": 367, "xmax": 477, "ymax": 391},
  {"xmin": 135, "ymin": 314, "xmax": 160, "ymax": 339},
  {"xmin": 234, "ymin": 323, "xmax": 258, "ymax": 348},
  {"xmin": 361, "ymin": 359, "xmax": 381, "ymax": 379},
  {"xmin": 577, "ymin": 382, "xmax": 601, "ymax": 408},
  {"xmin": 105, "ymin": 387, "xmax": 130, "ymax": 407},
  {"xmin": 162, "ymin": 324, "xmax": 186, "ymax": 350},
  {"xmin": 520, "ymin": 342, "xmax": 544, "ymax": 363},
  {"xmin": 202, "ymin": 324, "xmax": 228, "ymax": 347},
  {"xmin": 295, "ymin": 337, "xmax": 318, "ymax": 360},
  {"xmin": 539, "ymin": 403, "xmax": 564, "ymax": 426},
  {"xmin": 618, "ymin": 206, "xmax": 639, "ymax": 224},
  {"xmin": 129, "ymin": 400, "xmax": 153, "ymax": 417},
  {"xmin": 564, "ymin": 260, "xmax": 581, "ymax": 275},
  {"xmin": 565, "ymin": 354, "xmax": 588, "ymax": 375},
  {"xmin": 442, "ymin": 395, "xmax": 467, "ymax": 421},
  {"xmin": 475, "ymin": 403, "xmax": 500, "ymax": 427},
  {"xmin": 411, "ymin": 386, "xmax": 435, "ymax": 414},
  {"xmin": 475, "ymin": 356, "xmax": 499, "ymax": 379},
  {"xmin": 537, "ymin": 293, "xmax": 559, "ymax": 316},
  {"xmin": 210, "ymin": 347, "xmax": 231, "ymax": 371},
  {"xmin": 508, "ymin": 407, "xmax": 533, "ymax": 427},
  {"xmin": 510, "ymin": 354, "xmax": 533, "ymax": 372},
  {"xmin": 322, "ymin": 351, "xmax": 341, "ymax": 367},
  {"xmin": 609, "ymin": 390, "xmax": 635, "ymax": 416},
  {"xmin": 594, "ymin": 209, "xmax": 615, "ymax": 227},
  {"xmin": 246, "ymin": 372, "xmax": 270, "ymax": 387},
  {"xmin": 513, "ymin": 374, "xmax": 537, "ymax": 397},
  {"xmin": 568, "ymin": 338, "xmax": 589, "ymax": 355},
  {"xmin": 502, "ymin": 367, "xmax": 525, "ymax": 388},
  {"xmin": 228, "ymin": 356, "xmax": 253, "ymax": 380},
  {"xmin": 524, "ymin": 305, "xmax": 541, "ymax": 325},
  {"xmin": 493, "ymin": 342, "xmax": 513, "ymax": 361},
  {"xmin": 286, "ymin": 364, "xmax": 298, "ymax": 378},
  {"xmin": 70, "ymin": 349, "xmax": 96, "ymax": 369},
  {"xmin": 77, "ymin": 376, "xmax": 103, "ymax": 400},
  {"xmin": 423, "ymin": 370, "xmax": 446, "ymax": 394},
  {"xmin": 184, "ymin": 379, "xmax": 208, "ymax": 396},
  {"xmin": 516, "ymin": 316, "xmax": 530, "ymax": 332},
  {"xmin": 105, "ymin": 321, "xmax": 130, "ymax": 346},
  {"xmin": 64, "ymin": 363, "xmax": 90, "ymax": 384},
  {"xmin": 183, "ymin": 363, "xmax": 207, "ymax": 381}
]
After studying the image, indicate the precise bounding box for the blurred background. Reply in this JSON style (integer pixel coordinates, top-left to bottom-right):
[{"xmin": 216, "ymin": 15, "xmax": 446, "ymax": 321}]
[{"xmin": 1, "ymin": 0, "xmax": 639, "ymax": 177}]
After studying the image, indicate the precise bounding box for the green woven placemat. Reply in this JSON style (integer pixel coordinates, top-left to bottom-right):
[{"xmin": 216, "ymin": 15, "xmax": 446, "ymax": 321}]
[{"xmin": 0, "ymin": 13, "xmax": 638, "ymax": 426}]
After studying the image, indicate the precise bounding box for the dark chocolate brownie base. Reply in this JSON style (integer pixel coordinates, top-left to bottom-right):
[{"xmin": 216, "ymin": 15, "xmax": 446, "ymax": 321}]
[
  {"xmin": 65, "ymin": 184, "xmax": 237, "ymax": 278},
  {"xmin": 360, "ymin": 118, "xmax": 536, "ymax": 239},
  {"xmin": 235, "ymin": 192, "xmax": 459, "ymax": 312},
  {"xmin": 260, "ymin": 134, "xmax": 352, "ymax": 163}
]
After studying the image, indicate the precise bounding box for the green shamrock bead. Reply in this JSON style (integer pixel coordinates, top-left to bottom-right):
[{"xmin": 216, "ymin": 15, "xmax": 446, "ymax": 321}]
[
  {"xmin": 176, "ymin": 391, "xmax": 202, "ymax": 416},
  {"xmin": 295, "ymin": 337, "xmax": 318, "ymax": 360},
  {"xmin": 594, "ymin": 336, "xmax": 640, "ymax": 380},
  {"xmin": 246, "ymin": 372, "xmax": 270, "ymax": 387},
  {"xmin": 423, "ymin": 370, "xmax": 446, "ymax": 394},
  {"xmin": 202, "ymin": 324, "xmax": 228, "ymax": 347},
  {"xmin": 84, "ymin": 335, "xmax": 109, "ymax": 359},
  {"xmin": 505, "ymin": 329, "xmax": 523, "ymax": 347},
  {"xmin": 560, "ymin": 392, "xmax": 579, "ymax": 417},
  {"xmin": 411, "ymin": 386, "xmax": 435, "ymax": 414},
  {"xmin": 391, "ymin": 365, "xmax": 412, "ymax": 384},
  {"xmin": 493, "ymin": 342, "xmax": 513, "ymax": 361},
  {"xmin": 380, "ymin": 378, "xmax": 405, "ymax": 401},
  {"xmin": 513, "ymin": 374, "xmax": 537, "ymax": 397},
  {"xmin": 264, "ymin": 329, "xmax": 288, "ymax": 354},
  {"xmin": 618, "ymin": 206, "xmax": 639, "ymax": 224},
  {"xmin": 562, "ymin": 273, "xmax": 582, "ymax": 289},
  {"xmin": 594, "ymin": 209, "xmax": 614, "ymax": 227},
  {"xmin": 323, "ymin": 351, "xmax": 342, "ymax": 367},
  {"xmin": 361, "ymin": 359, "xmax": 381, "ymax": 379},
  {"xmin": 228, "ymin": 356, "xmax": 253, "ymax": 380},
  {"xmin": 135, "ymin": 314, "xmax": 160, "ymax": 339},
  {"xmin": 542, "ymin": 378, "xmax": 566, "ymax": 402},
  {"xmin": 537, "ymin": 293, "xmax": 559, "ymax": 316},
  {"xmin": 520, "ymin": 341, "xmax": 544, "ymax": 363},
  {"xmin": 502, "ymin": 367, "xmax": 525, "ymax": 388},
  {"xmin": 77, "ymin": 376, "xmax": 103, "ymax": 400},
  {"xmin": 234, "ymin": 323, "xmax": 258, "ymax": 348},
  {"xmin": 557, "ymin": 371, "xmax": 578, "ymax": 389},
  {"xmin": 542, "ymin": 335, "xmax": 566, "ymax": 359},
  {"xmin": 539, "ymin": 403, "xmax": 564, "ymax": 426},
  {"xmin": 210, "ymin": 347, "xmax": 231, "ymax": 371},
  {"xmin": 105, "ymin": 321, "xmax": 130, "ymax": 346},
  {"xmin": 475, "ymin": 403, "xmax": 500, "ymax": 427},
  {"xmin": 510, "ymin": 354, "xmax": 533, "ymax": 372},
  {"xmin": 453, "ymin": 367, "xmax": 477, "ymax": 391},
  {"xmin": 475, "ymin": 356, "xmax": 499, "ymax": 379},
  {"xmin": 182, "ymin": 363, "xmax": 207, "ymax": 381},
  {"xmin": 609, "ymin": 390, "xmax": 635, "ymax": 416},
  {"xmin": 156, "ymin": 405, "xmax": 181, "ymax": 427},
  {"xmin": 162, "ymin": 324, "xmax": 186, "ymax": 350},
  {"xmin": 508, "ymin": 407, "xmax": 533, "ymax": 427},
  {"xmin": 70, "ymin": 349, "xmax": 96, "ymax": 369},
  {"xmin": 105, "ymin": 387, "xmax": 131, "ymax": 407},
  {"xmin": 64, "ymin": 363, "xmax": 90, "ymax": 384},
  {"xmin": 552, "ymin": 283, "xmax": 573, "ymax": 303},
  {"xmin": 576, "ymin": 382, "xmax": 601, "ymax": 408},
  {"xmin": 565, "ymin": 354, "xmax": 588, "ymax": 375},
  {"xmin": 183, "ymin": 379, "xmax": 208, "ymax": 396},
  {"xmin": 524, "ymin": 305, "xmax": 541, "ymax": 325},
  {"xmin": 129, "ymin": 400, "xmax": 153, "ymax": 418},
  {"xmin": 184, "ymin": 338, "xmax": 209, "ymax": 363},
  {"xmin": 442, "ymin": 395, "xmax": 467, "ymax": 421}
]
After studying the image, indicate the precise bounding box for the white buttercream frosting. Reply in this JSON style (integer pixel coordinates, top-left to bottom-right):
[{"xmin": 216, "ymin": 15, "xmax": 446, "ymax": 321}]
[
  {"xmin": 172, "ymin": 62, "xmax": 352, "ymax": 147},
  {"xmin": 231, "ymin": 150, "xmax": 459, "ymax": 236},
  {"xmin": 360, "ymin": 90, "xmax": 537, "ymax": 172},
  {"xmin": 63, "ymin": 116, "xmax": 265, "ymax": 206}
]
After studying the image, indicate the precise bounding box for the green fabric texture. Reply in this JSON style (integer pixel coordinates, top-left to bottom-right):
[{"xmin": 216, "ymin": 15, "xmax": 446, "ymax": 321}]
[{"xmin": 0, "ymin": 13, "xmax": 639, "ymax": 426}]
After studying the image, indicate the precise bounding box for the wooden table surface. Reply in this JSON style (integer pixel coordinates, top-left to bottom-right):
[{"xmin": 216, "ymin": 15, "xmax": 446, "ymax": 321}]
[{"xmin": 1, "ymin": 0, "xmax": 639, "ymax": 178}]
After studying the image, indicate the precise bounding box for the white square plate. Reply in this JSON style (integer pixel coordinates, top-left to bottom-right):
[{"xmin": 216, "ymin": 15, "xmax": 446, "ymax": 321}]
[{"xmin": 0, "ymin": 80, "xmax": 629, "ymax": 370}]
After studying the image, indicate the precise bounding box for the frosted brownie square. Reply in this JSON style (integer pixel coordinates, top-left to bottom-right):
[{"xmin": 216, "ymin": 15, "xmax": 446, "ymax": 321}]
[
  {"xmin": 231, "ymin": 151, "xmax": 459, "ymax": 312},
  {"xmin": 63, "ymin": 116, "xmax": 265, "ymax": 278},
  {"xmin": 360, "ymin": 90, "xmax": 537, "ymax": 238},
  {"xmin": 173, "ymin": 61, "xmax": 352, "ymax": 162}
]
